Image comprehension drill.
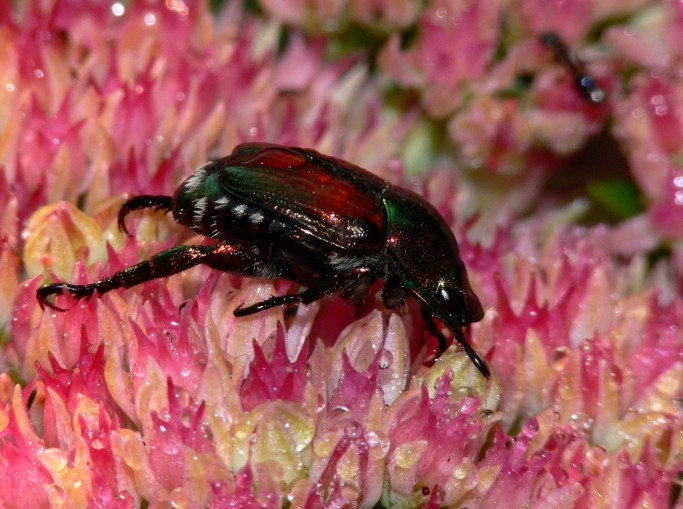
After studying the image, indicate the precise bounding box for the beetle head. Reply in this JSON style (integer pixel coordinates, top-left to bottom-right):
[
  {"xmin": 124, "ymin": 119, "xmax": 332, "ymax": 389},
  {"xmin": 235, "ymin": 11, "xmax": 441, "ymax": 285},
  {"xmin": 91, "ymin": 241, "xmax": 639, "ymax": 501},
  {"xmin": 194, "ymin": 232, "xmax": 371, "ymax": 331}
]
[
  {"xmin": 431, "ymin": 260, "xmax": 484, "ymax": 324},
  {"xmin": 397, "ymin": 248, "xmax": 489, "ymax": 376},
  {"xmin": 383, "ymin": 187, "xmax": 484, "ymax": 328},
  {"xmin": 402, "ymin": 258, "xmax": 484, "ymax": 332}
]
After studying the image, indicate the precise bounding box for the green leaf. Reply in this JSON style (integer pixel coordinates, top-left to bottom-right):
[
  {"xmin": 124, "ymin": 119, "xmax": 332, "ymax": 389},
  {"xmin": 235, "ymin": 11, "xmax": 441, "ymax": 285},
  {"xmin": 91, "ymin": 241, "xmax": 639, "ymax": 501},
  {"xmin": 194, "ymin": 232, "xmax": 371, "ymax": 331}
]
[{"xmin": 585, "ymin": 178, "xmax": 642, "ymax": 219}]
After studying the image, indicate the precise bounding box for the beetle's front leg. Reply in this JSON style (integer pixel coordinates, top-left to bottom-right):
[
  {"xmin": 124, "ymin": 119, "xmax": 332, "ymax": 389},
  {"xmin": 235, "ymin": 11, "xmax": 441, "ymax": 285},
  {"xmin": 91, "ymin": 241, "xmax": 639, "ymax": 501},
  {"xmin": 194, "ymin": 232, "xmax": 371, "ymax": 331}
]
[
  {"xmin": 118, "ymin": 195, "xmax": 173, "ymax": 236},
  {"xmin": 379, "ymin": 275, "xmax": 406, "ymax": 309},
  {"xmin": 37, "ymin": 243, "xmax": 252, "ymax": 310},
  {"xmin": 421, "ymin": 307, "xmax": 489, "ymax": 376},
  {"xmin": 421, "ymin": 306, "xmax": 449, "ymax": 354}
]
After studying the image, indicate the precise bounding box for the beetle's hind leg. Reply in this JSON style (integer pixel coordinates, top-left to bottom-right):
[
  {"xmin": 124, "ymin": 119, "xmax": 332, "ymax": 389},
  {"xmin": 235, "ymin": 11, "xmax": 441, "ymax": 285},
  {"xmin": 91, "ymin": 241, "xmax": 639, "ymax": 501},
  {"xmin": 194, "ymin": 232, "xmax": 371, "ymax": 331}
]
[
  {"xmin": 37, "ymin": 243, "xmax": 251, "ymax": 310},
  {"xmin": 118, "ymin": 195, "xmax": 173, "ymax": 236}
]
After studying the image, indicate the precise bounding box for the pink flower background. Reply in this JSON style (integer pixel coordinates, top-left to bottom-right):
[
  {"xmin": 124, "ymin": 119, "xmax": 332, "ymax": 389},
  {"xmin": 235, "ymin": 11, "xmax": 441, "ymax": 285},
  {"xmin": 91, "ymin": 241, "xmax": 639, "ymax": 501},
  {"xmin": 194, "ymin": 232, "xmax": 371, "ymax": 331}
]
[{"xmin": 1, "ymin": 0, "xmax": 683, "ymax": 507}]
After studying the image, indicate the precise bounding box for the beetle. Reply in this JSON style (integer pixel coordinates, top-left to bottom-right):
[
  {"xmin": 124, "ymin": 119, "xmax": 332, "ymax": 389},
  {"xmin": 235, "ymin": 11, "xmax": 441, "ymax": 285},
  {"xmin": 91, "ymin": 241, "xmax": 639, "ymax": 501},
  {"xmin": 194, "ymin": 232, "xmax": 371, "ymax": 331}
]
[{"xmin": 37, "ymin": 143, "xmax": 489, "ymax": 376}]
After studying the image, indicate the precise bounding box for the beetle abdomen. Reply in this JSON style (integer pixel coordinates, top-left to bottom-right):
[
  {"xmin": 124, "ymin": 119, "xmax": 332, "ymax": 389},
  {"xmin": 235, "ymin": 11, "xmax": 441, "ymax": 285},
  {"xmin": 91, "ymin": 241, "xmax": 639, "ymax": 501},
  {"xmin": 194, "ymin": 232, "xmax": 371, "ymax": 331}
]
[
  {"xmin": 172, "ymin": 165, "xmax": 285, "ymax": 242},
  {"xmin": 172, "ymin": 163, "xmax": 211, "ymax": 229}
]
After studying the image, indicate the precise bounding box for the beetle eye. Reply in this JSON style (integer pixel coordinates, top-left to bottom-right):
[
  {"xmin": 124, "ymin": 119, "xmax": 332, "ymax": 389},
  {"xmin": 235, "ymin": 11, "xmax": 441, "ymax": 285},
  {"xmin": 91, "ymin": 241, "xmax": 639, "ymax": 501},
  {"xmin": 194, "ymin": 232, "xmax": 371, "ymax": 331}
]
[
  {"xmin": 436, "ymin": 276, "xmax": 484, "ymax": 323},
  {"xmin": 439, "ymin": 286, "xmax": 451, "ymax": 302},
  {"xmin": 437, "ymin": 281, "xmax": 458, "ymax": 303}
]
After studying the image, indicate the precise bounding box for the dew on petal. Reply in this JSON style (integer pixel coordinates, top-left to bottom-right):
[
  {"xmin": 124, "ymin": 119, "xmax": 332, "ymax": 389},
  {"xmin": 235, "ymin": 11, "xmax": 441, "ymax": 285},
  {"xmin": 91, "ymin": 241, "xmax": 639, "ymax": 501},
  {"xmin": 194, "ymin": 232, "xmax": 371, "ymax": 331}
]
[{"xmin": 378, "ymin": 349, "xmax": 393, "ymax": 369}]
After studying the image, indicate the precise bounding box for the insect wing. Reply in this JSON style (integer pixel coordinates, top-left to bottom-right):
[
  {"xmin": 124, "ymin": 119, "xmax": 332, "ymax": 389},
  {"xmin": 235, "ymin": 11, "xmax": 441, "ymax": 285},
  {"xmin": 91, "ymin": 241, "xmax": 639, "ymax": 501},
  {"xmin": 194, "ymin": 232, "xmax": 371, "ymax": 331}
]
[{"xmin": 218, "ymin": 144, "xmax": 387, "ymax": 252}]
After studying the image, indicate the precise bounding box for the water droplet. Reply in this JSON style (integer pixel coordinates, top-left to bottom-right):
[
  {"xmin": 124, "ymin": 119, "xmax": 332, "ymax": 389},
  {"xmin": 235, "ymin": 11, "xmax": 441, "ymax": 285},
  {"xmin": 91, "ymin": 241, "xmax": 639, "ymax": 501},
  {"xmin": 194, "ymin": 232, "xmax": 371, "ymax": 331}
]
[
  {"xmin": 340, "ymin": 481, "xmax": 360, "ymax": 501},
  {"xmin": 554, "ymin": 430, "xmax": 568, "ymax": 443},
  {"xmin": 378, "ymin": 349, "xmax": 393, "ymax": 369},
  {"xmin": 344, "ymin": 421, "xmax": 362, "ymax": 439},
  {"xmin": 211, "ymin": 479, "xmax": 226, "ymax": 493},
  {"xmin": 532, "ymin": 448, "xmax": 551, "ymax": 461},
  {"xmin": 328, "ymin": 406, "xmax": 350, "ymax": 419},
  {"xmin": 180, "ymin": 409, "xmax": 193, "ymax": 427},
  {"xmin": 366, "ymin": 431, "xmax": 390, "ymax": 457},
  {"xmin": 459, "ymin": 397, "xmax": 478, "ymax": 416},
  {"xmin": 617, "ymin": 453, "xmax": 631, "ymax": 470},
  {"xmin": 317, "ymin": 393, "xmax": 326, "ymax": 412},
  {"xmin": 169, "ymin": 489, "xmax": 192, "ymax": 507},
  {"xmin": 451, "ymin": 386, "xmax": 474, "ymax": 400},
  {"xmin": 521, "ymin": 418, "xmax": 539, "ymax": 438},
  {"xmin": 655, "ymin": 105, "xmax": 668, "ymax": 116},
  {"xmin": 111, "ymin": 2, "xmax": 125, "ymax": 16},
  {"xmin": 584, "ymin": 445, "xmax": 608, "ymax": 471},
  {"xmin": 569, "ymin": 412, "xmax": 593, "ymax": 433},
  {"xmin": 558, "ymin": 382, "xmax": 573, "ymax": 400},
  {"xmin": 162, "ymin": 440, "xmax": 180, "ymax": 455}
]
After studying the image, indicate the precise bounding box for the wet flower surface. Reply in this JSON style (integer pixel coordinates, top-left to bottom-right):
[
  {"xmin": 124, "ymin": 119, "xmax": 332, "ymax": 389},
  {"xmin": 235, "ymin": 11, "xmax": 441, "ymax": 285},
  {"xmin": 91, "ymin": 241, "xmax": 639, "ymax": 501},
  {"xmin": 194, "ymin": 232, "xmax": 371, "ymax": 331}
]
[{"xmin": 2, "ymin": 0, "xmax": 683, "ymax": 507}]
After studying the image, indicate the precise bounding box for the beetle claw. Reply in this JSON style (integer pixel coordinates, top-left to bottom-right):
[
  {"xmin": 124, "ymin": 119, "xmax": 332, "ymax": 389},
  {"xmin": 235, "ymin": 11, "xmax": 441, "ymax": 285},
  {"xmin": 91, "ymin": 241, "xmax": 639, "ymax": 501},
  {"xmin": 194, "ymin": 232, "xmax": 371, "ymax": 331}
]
[
  {"xmin": 36, "ymin": 282, "xmax": 94, "ymax": 311},
  {"xmin": 36, "ymin": 283, "xmax": 70, "ymax": 311},
  {"xmin": 117, "ymin": 211, "xmax": 132, "ymax": 237},
  {"xmin": 117, "ymin": 195, "xmax": 173, "ymax": 237}
]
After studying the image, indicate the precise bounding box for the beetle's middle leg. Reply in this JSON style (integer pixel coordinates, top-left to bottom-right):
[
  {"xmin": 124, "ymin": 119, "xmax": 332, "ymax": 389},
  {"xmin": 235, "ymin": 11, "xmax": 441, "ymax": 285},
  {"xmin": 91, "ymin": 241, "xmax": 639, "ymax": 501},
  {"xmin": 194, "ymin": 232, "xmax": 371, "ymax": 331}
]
[
  {"xmin": 233, "ymin": 278, "xmax": 344, "ymax": 317},
  {"xmin": 37, "ymin": 243, "xmax": 255, "ymax": 310},
  {"xmin": 233, "ymin": 287, "xmax": 321, "ymax": 317},
  {"xmin": 118, "ymin": 195, "xmax": 173, "ymax": 236},
  {"xmin": 233, "ymin": 267, "xmax": 375, "ymax": 317}
]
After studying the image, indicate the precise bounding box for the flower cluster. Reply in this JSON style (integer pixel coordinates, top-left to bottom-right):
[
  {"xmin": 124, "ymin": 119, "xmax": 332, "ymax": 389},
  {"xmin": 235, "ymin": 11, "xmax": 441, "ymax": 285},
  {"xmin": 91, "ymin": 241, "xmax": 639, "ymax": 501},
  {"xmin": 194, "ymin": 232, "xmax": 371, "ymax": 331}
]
[{"xmin": 1, "ymin": 0, "xmax": 683, "ymax": 507}]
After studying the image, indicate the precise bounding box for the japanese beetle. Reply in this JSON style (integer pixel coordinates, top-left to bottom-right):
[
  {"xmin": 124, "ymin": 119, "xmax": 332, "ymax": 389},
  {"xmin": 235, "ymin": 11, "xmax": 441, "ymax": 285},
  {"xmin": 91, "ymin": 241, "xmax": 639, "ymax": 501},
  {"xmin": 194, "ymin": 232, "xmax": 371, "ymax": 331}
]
[{"xmin": 37, "ymin": 143, "xmax": 488, "ymax": 376}]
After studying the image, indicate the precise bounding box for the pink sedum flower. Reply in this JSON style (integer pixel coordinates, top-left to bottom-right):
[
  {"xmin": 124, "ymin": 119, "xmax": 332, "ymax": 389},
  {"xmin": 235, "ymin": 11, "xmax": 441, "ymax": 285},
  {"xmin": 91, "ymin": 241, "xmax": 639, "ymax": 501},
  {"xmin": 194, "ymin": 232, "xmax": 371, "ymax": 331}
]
[
  {"xmin": 383, "ymin": 377, "xmax": 494, "ymax": 507},
  {"xmin": 378, "ymin": 0, "xmax": 499, "ymax": 118},
  {"xmin": 257, "ymin": 0, "xmax": 421, "ymax": 33},
  {"xmin": 0, "ymin": 390, "xmax": 54, "ymax": 509}
]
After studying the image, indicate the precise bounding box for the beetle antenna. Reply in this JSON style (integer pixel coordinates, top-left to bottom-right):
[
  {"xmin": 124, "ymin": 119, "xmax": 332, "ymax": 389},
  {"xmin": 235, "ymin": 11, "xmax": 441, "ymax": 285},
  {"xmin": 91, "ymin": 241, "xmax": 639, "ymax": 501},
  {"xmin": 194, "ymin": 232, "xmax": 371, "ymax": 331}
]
[{"xmin": 453, "ymin": 325, "xmax": 490, "ymax": 377}]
